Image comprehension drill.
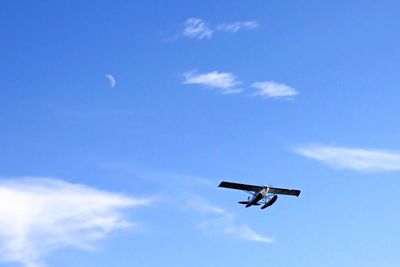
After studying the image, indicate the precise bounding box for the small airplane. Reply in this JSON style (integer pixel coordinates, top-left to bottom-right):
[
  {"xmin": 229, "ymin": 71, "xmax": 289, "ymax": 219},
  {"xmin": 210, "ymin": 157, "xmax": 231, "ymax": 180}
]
[{"xmin": 218, "ymin": 181, "xmax": 301, "ymax": 209}]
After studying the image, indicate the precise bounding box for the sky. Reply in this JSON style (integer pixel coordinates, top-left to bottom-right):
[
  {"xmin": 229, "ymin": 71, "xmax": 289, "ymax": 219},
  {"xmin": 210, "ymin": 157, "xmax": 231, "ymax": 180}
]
[{"xmin": 1, "ymin": 1, "xmax": 400, "ymax": 266}]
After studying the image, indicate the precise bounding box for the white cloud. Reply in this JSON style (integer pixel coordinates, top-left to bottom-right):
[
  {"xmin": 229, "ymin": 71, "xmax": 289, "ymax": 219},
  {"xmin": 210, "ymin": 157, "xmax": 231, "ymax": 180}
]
[
  {"xmin": 110, "ymin": 169, "xmax": 273, "ymax": 243},
  {"xmin": 0, "ymin": 178, "xmax": 151, "ymax": 267},
  {"xmin": 216, "ymin": 21, "xmax": 258, "ymax": 32},
  {"xmin": 183, "ymin": 18, "xmax": 258, "ymax": 40},
  {"xmin": 183, "ymin": 71, "xmax": 242, "ymax": 94},
  {"xmin": 183, "ymin": 18, "xmax": 213, "ymax": 39},
  {"xmin": 187, "ymin": 196, "xmax": 273, "ymax": 243},
  {"xmin": 294, "ymin": 145, "xmax": 400, "ymax": 172},
  {"xmin": 252, "ymin": 81, "xmax": 298, "ymax": 98}
]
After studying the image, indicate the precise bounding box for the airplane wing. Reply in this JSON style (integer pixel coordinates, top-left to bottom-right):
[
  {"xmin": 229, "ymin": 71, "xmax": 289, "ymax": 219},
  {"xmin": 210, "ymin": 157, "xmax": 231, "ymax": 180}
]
[
  {"xmin": 218, "ymin": 181, "xmax": 262, "ymax": 192},
  {"xmin": 219, "ymin": 181, "xmax": 301, "ymax": 197},
  {"xmin": 268, "ymin": 187, "xmax": 301, "ymax": 197}
]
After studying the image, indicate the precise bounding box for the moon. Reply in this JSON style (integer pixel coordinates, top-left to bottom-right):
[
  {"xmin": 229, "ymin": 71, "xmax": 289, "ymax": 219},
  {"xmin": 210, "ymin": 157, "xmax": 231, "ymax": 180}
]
[{"xmin": 105, "ymin": 74, "xmax": 116, "ymax": 88}]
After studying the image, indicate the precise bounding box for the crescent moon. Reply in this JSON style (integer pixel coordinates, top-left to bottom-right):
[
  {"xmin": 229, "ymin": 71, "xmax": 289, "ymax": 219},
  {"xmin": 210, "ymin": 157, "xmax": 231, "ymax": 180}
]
[{"xmin": 105, "ymin": 74, "xmax": 116, "ymax": 88}]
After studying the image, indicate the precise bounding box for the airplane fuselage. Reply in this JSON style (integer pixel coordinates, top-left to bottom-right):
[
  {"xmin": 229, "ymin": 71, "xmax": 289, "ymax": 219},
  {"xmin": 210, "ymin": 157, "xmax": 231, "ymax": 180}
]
[{"xmin": 246, "ymin": 188, "xmax": 268, "ymax": 207}]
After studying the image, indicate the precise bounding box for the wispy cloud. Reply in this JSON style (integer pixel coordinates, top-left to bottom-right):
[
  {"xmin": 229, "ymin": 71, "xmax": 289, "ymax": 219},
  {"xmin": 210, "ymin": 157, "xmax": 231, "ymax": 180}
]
[
  {"xmin": 183, "ymin": 70, "xmax": 242, "ymax": 94},
  {"xmin": 294, "ymin": 145, "xmax": 400, "ymax": 172},
  {"xmin": 183, "ymin": 72, "xmax": 299, "ymax": 98},
  {"xmin": 0, "ymin": 178, "xmax": 151, "ymax": 267},
  {"xmin": 216, "ymin": 21, "xmax": 258, "ymax": 32},
  {"xmin": 187, "ymin": 196, "xmax": 273, "ymax": 243},
  {"xmin": 252, "ymin": 81, "xmax": 298, "ymax": 98},
  {"xmin": 183, "ymin": 18, "xmax": 213, "ymax": 39},
  {"xmin": 182, "ymin": 18, "xmax": 258, "ymax": 40},
  {"xmin": 99, "ymin": 166, "xmax": 274, "ymax": 243}
]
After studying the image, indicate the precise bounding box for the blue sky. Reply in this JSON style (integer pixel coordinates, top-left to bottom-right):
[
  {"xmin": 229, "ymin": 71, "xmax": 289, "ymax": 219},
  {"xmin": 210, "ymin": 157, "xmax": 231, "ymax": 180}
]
[{"xmin": 1, "ymin": 1, "xmax": 400, "ymax": 266}]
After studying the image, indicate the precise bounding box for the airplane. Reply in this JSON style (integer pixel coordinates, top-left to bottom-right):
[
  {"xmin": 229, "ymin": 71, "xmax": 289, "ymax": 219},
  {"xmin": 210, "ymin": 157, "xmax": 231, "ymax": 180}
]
[{"xmin": 218, "ymin": 181, "xmax": 301, "ymax": 209}]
